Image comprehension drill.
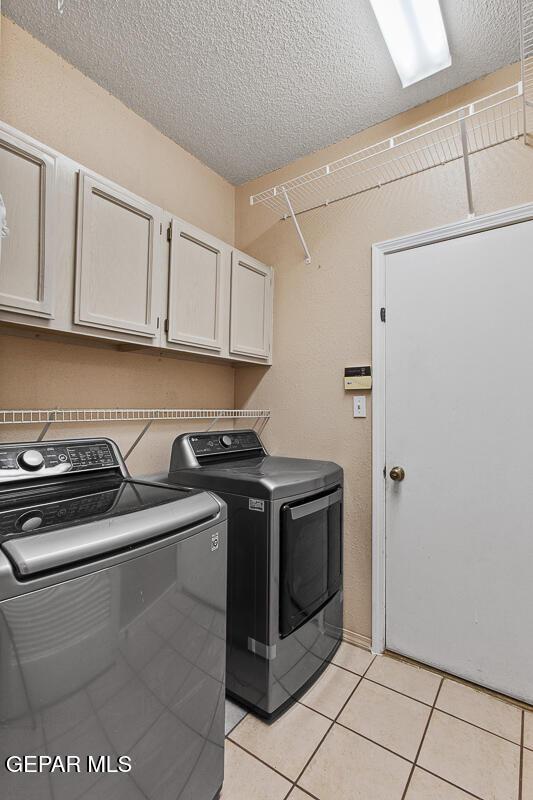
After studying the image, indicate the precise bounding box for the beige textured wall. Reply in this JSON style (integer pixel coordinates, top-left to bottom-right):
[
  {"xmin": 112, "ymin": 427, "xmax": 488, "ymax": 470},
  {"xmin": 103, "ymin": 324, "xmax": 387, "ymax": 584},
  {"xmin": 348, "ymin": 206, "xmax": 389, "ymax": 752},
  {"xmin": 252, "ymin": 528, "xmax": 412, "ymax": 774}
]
[
  {"xmin": 235, "ymin": 62, "xmax": 533, "ymax": 642},
  {"xmin": 0, "ymin": 334, "xmax": 235, "ymax": 475},
  {"xmin": 0, "ymin": 17, "xmax": 236, "ymax": 473}
]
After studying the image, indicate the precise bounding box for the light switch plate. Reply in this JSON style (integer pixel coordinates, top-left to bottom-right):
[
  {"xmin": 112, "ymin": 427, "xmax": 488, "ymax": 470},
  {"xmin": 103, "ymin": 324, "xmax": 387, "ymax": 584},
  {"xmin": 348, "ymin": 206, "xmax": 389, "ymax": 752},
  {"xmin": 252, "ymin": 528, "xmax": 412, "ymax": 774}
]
[{"xmin": 353, "ymin": 396, "xmax": 367, "ymax": 418}]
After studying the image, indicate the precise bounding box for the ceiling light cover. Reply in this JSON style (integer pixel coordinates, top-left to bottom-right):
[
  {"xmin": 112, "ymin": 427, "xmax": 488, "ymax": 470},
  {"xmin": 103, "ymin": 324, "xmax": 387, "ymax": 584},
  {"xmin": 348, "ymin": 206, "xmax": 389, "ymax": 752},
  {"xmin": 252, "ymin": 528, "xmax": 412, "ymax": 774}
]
[{"xmin": 369, "ymin": 0, "xmax": 451, "ymax": 87}]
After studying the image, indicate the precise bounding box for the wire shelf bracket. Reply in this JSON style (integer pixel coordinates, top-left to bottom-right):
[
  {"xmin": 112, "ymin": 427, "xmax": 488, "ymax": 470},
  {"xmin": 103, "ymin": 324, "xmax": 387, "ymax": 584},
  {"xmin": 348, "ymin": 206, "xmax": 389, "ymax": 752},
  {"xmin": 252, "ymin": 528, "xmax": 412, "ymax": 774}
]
[
  {"xmin": 250, "ymin": 83, "xmax": 525, "ymax": 262},
  {"xmin": 0, "ymin": 408, "xmax": 271, "ymax": 461},
  {"xmin": 282, "ymin": 188, "xmax": 312, "ymax": 264}
]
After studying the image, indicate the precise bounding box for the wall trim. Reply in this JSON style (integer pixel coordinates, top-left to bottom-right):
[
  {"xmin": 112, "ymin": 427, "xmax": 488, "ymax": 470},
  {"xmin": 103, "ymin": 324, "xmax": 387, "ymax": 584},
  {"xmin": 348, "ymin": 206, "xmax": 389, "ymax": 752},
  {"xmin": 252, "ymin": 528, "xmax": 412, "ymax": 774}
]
[
  {"xmin": 371, "ymin": 200, "xmax": 533, "ymax": 656},
  {"xmin": 342, "ymin": 628, "xmax": 372, "ymax": 651}
]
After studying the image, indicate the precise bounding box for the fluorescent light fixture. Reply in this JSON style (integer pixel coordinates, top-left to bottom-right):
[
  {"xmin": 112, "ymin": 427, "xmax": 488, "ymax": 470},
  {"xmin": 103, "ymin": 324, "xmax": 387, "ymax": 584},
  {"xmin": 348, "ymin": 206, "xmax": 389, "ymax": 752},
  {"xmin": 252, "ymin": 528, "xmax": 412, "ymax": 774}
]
[{"xmin": 369, "ymin": 0, "xmax": 451, "ymax": 88}]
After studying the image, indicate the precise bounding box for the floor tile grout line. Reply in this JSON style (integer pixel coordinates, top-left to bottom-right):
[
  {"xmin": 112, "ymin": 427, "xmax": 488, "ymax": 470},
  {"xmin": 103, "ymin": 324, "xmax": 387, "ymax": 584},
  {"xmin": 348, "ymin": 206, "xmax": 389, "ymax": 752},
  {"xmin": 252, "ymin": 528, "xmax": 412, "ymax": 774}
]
[
  {"xmin": 290, "ymin": 653, "xmax": 377, "ymax": 793},
  {"xmin": 329, "ymin": 663, "xmax": 440, "ymax": 707},
  {"xmin": 432, "ymin": 707, "xmax": 523, "ymax": 747},
  {"xmin": 290, "ymin": 720, "xmax": 335, "ymax": 791},
  {"xmin": 334, "ymin": 721, "xmax": 414, "ymax": 765},
  {"xmin": 297, "ymin": 673, "xmax": 362, "ymax": 721},
  {"xmin": 225, "ymin": 709, "xmax": 248, "ymax": 739},
  {"xmin": 519, "ymin": 710, "xmax": 525, "ymax": 800},
  {"xmin": 416, "ymin": 766, "xmax": 486, "ymax": 800},
  {"xmin": 400, "ymin": 676, "xmax": 444, "ymax": 800},
  {"xmin": 227, "ymin": 737, "xmax": 298, "ymax": 786},
  {"xmin": 362, "ymin": 675, "xmax": 435, "ymax": 707},
  {"xmin": 284, "ymin": 786, "xmax": 321, "ymax": 800},
  {"xmin": 323, "ymin": 659, "xmax": 369, "ymax": 680}
]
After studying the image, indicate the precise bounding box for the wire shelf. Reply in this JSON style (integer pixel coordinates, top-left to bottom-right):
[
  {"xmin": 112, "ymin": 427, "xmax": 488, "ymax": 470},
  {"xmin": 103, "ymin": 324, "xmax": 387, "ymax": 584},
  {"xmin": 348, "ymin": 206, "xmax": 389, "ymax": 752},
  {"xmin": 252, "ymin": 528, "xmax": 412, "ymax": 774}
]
[
  {"xmin": 0, "ymin": 409, "xmax": 271, "ymax": 425},
  {"xmin": 250, "ymin": 84, "xmax": 523, "ymax": 218}
]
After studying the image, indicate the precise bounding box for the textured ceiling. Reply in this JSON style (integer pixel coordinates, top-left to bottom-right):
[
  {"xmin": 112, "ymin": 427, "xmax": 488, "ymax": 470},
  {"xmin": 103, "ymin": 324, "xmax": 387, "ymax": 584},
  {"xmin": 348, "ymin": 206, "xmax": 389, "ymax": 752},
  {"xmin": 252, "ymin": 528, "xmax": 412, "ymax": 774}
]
[{"xmin": 3, "ymin": 0, "xmax": 519, "ymax": 184}]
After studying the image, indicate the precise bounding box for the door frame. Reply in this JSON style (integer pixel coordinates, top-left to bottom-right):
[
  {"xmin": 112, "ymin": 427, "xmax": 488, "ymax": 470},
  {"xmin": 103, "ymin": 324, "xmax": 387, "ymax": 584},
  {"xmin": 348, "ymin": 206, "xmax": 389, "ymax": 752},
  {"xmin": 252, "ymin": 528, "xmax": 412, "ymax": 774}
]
[{"xmin": 371, "ymin": 201, "xmax": 533, "ymax": 655}]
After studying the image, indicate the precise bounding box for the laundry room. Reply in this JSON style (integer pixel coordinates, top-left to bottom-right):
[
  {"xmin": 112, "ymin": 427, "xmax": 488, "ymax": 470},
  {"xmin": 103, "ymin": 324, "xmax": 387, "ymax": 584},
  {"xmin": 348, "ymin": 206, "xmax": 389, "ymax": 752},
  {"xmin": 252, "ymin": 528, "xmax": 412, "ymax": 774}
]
[{"xmin": 0, "ymin": 2, "xmax": 532, "ymax": 800}]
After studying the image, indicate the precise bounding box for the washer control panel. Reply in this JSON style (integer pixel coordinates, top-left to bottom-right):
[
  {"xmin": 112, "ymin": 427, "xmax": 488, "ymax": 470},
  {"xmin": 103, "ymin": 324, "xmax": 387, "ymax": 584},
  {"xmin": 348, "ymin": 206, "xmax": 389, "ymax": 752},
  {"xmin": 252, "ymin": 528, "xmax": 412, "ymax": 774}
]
[
  {"xmin": 0, "ymin": 440, "xmax": 119, "ymax": 484},
  {"xmin": 189, "ymin": 430, "xmax": 263, "ymax": 458}
]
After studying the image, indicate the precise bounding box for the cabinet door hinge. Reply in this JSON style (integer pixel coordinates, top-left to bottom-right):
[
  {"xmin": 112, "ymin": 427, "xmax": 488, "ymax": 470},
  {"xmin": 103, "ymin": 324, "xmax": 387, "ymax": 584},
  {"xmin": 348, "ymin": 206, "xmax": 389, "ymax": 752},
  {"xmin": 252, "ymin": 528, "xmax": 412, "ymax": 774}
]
[
  {"xmin": 164, "ymin": 318, "xmax": 169, "ymax": 333},
  {"xmin": 380, "ymin": 307, "xmax": 386, "ymax": 322},
  {"xmin": 167, "ymin": 224, "xmax": 172, "ymax": 242}
]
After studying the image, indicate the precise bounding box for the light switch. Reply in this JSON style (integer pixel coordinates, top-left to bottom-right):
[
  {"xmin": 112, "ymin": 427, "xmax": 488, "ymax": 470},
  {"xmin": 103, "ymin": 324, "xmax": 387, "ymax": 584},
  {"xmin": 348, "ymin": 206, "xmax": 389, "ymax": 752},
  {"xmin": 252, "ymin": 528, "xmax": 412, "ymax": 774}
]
[{"xmin": 353, "ymin": 396, "xmax": 366, "ymax": 418}]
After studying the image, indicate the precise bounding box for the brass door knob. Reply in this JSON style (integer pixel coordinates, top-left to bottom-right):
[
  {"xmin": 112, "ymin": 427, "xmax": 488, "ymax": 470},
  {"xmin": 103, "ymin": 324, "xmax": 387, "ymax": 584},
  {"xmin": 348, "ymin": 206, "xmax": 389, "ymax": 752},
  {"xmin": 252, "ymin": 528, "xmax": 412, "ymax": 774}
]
[{"xmin": 389, "ymin": 466, "xmax": 405, "ymax": 482}]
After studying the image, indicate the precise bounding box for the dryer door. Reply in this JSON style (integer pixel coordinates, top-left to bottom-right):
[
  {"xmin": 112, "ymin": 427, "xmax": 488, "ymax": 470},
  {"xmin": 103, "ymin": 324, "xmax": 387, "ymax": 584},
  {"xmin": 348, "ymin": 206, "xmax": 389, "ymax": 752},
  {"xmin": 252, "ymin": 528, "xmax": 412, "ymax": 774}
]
[{"xmin": 279, "ymin": 486, "xmax": 342, "ymax": 637}]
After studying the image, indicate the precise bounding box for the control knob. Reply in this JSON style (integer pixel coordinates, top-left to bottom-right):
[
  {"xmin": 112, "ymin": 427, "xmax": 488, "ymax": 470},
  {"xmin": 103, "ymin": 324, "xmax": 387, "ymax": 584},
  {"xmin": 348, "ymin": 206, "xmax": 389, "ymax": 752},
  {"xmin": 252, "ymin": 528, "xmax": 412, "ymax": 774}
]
[
  {"xmin": 220, "ymin": 435, "xmax": 232, "ymax": 448},
  {"xmin": 18, "ymin": 449, "xmax": 45, "ymax": 472}
]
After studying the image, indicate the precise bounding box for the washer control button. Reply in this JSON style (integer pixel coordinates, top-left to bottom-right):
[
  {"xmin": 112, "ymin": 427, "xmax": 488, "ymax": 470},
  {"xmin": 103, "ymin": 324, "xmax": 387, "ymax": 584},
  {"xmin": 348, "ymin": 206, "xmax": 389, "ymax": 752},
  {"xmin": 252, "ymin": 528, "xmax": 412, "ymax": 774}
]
[
  {"xmin": 18, "ymin": 449, "xmax": 45, "ymax": 471},
  {"xmin": 17, "ymin": 511, "xmax": 44, "ymax": 532},
  {"xmin": 220, "ymin": 435, "xmax": 232, "ymax": 448}
]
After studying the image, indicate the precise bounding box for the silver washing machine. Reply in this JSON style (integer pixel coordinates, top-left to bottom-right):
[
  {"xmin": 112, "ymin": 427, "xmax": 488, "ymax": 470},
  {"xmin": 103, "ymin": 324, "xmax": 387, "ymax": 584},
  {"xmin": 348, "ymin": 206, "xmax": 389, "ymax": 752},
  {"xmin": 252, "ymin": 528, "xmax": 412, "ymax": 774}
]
[{"xmin": 0, "ymin": 437, "xmax": 226, "ymax": 800}]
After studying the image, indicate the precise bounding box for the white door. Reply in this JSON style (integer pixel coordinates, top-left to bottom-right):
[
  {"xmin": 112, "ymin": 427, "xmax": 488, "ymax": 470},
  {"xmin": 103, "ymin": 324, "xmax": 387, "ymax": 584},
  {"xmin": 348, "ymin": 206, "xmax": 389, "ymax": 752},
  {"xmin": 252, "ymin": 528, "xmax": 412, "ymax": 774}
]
[
  {"xmin": 75, "ymin": 171, "xmax": 161, "ymax": 339},
  {"xmin": 382, "ymin": 217, "xmax": 533, "ymax": 703},
  {"xmin": 167, "ymin": 218, "xmax": 227, "ymax": 352},
  {"xmin": 230, "ymin": 251, "xmax": 272, "ymax": 361},
  {"xmin": 0, "ymin": 130, "xmax": 56, "ymax": 318}
]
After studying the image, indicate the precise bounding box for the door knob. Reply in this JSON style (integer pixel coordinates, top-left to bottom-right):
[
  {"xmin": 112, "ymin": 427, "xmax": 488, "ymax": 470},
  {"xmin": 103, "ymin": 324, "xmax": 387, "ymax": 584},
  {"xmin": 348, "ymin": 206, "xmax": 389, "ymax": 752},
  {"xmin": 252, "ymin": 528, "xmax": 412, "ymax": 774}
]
[{"xmin": 389, "ymin": 466, "xmax": 405, "ymax": 482}]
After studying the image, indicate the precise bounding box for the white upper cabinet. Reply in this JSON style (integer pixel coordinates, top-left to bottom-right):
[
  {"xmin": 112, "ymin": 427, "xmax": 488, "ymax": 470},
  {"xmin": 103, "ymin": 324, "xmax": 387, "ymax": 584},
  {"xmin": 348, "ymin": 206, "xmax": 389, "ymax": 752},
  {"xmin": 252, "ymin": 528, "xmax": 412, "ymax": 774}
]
[
  {"xmin": 0, "ymin": 130, "xmax": 56, "ymax": 318},
  {"xmin": 167, "ymin": 218, "xmax": 228, "ymax": 352},
  {"xmin": 75, "ymin": 171, "xmax": 161, "ymax": 339},
  {"xmin": 0, "ymin": 121, "xmax": 274, "ymax": 363},
  {"xmin": 230, "ymin": 250, "xmax": 273, "ymax": 361}
]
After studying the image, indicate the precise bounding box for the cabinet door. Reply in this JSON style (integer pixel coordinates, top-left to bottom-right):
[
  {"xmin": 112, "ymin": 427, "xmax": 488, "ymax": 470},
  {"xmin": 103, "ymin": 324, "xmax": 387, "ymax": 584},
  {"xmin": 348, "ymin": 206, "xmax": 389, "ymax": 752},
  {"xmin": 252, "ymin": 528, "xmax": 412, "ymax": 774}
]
[
  {"xmin": 0, "ymin": 130, "xmax": 56, "ymax": 318},
  {"xmin": 75, "ymin": 171, "xmax": 161, "ymax": 338},
  {"xmin": 230, "ymin": 251, "xmax": 272, "ymax": 360},
  {"xmin": 167, "ymin": 219, "xmax": 226, "ymax": 351}
]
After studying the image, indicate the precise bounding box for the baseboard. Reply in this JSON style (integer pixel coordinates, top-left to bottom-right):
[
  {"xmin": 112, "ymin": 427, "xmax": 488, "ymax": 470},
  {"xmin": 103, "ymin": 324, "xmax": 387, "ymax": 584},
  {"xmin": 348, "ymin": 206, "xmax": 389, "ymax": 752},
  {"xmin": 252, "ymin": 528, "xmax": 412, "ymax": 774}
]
[{"xmin": 342, "ymin": 628, "xmax": 372, "ymax": 651}]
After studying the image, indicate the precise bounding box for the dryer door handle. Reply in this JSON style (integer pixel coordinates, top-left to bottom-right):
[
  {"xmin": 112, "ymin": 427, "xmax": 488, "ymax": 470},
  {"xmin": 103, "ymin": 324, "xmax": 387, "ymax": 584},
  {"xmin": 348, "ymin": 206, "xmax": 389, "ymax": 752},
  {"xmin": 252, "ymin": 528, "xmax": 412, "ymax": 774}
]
[{"xmin": 287, "ymin": 487, "xmax": 342, "ymax": 520}]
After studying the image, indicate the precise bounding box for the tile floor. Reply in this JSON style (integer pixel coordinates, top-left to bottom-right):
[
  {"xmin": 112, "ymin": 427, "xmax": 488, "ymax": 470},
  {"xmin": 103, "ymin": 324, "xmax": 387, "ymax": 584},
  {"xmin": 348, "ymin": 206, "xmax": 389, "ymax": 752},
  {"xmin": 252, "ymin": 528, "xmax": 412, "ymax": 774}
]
[{"xmin": 221, "ymin": 642, "xmax": 533, "ymax": 800}]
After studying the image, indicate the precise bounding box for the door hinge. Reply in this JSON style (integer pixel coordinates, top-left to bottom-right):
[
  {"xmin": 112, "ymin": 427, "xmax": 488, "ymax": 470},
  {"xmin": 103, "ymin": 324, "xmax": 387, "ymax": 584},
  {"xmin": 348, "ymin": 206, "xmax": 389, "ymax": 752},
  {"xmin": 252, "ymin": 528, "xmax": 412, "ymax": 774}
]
[
  {"xmin": 167, "ymin": 224, "xmax": 172, "ymax": 242},
  {"xmin": 164, "ymin": 318, "xmax": 169, "ymax": 333},
  {"xmin": 380, "ymin": 307, "xmax": 386, "ymax": 322},
  {"xmin": 383, "ymin": 466, "xmax": 386, "ymax": 478}
]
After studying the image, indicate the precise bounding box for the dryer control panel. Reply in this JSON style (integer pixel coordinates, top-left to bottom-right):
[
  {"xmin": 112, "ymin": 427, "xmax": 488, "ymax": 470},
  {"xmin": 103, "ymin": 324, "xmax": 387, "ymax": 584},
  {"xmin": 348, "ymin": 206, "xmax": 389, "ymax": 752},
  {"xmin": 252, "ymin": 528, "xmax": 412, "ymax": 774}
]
[
  {"xmin": 0, "ymin": 440, "xmax": 121, "ymax": 484},
  {"xmin": 170, "ymin": 429, "xmax": 266, "ymax": 470},
  {"xmin": 190, "ymin": 430, "xmax": 263, "ymax": 457}
]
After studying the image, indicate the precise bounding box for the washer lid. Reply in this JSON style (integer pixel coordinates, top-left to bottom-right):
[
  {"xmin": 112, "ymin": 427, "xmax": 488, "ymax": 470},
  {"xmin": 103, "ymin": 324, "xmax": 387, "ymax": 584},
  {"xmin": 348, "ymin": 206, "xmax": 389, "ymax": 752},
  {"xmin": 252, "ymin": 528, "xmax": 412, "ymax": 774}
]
[
  {"xmin": 167, "ymin": 455, "xmax": 343, "ymax": 499},
  {"xmin": 0, "ymin": 480, "xmax": 221, "ymax": 576},
  {"xmin": 0, "ymin": 477, "xmax": 206, "ymax": 539}
]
